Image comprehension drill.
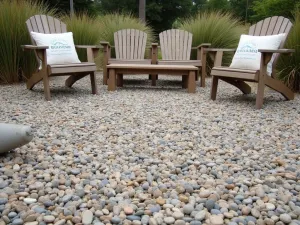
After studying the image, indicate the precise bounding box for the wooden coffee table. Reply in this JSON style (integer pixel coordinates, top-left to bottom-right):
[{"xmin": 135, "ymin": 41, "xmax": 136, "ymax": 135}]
[{"xmin": 106, "ymin": 64, "xmax": 198, "ymax": 93}]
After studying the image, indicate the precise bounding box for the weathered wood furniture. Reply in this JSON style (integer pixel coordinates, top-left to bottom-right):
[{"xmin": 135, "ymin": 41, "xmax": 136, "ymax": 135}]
[
  {"xmin": 107, "ymin": 64, "xmax": 198, "ymax": 93},
  {"xmin": 22, "ymin": 15, "xmax": 100, "ymax": 100},
  {"xmin": 206, "ymin": 16, "xmax": 294, "ymax": 109},
  {"xmin": 155, "ymin": 29, "xmax": 210, "ymax": 87},
  {"xmin": 101, "ymin": 29, "xmax": 157, "ymax": 85}
]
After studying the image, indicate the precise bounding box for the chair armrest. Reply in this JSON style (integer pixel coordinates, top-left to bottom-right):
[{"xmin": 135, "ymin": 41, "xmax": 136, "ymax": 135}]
[
  {"xmin": 192, "ymin": 43, "xmax": 211, "ymax": 49},
  {"xmin": 21, "ymin": 45, "xmax": 48, "ymax": 51},
  {"xmin": 204, "ymin": 48, "xmax": 236, "ymax": 53},
  {"xmin": 75, "ymin": 45, "xmax": 102, "ymax": 49},
  {"xmin": 205, "ymin": 48, "xmax": 236, "ymax": 67},
  {"xmin": 258, "ymin": 49, "xmax": 295, "ymax": 54},
  {"xmin": 259, "ymin": 49, "xmax": 295, "ymax": 66},
  {"xmin": 149, "ymin": 43, "xmax": 159, "ymax": 49},
  {"xmin": 100, "ymin": 41, "xmax": 110, "ymax": 47}
]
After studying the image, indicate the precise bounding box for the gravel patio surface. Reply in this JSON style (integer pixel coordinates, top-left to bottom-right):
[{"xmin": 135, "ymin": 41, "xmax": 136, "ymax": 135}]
[{"xmin": 0, "ymin": 73, "xmax": 300, "ymax": 225}]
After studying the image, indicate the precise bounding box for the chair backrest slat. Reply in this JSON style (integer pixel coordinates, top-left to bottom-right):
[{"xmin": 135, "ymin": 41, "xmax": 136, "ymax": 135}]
[
  {"xmin": 121, "ymin": 29, "xmax": 127, "ymax": 59},
  {"xmin": 159, "ymin": 29, "xmax": 192, "ymax": 60},
  {"xmin": 171, "ymin": 30, "xmax": 176, "ymax": 59},
  {"xmin": 114, "ymin": 29, "xmax": 147, "ymax": 60},
  {"xmin": 126, "ymin": 29, "xmax": 131, "ymax": 59},
  {"xmin": 40, "ymin": 15, "xmax": 50, "ymax": 33},
  {"xmin": 35, "ymin": 15, "xmax": 45, "ymax": 33},
  {"xmin": 253, "ymin": 20, "xmax": 263, "ymax": 36},
  {"xmin": 61, "ymin": 22, "xmax": 67, "ymax": 33},
  {"xmin": 175, "ymin": 29, "xmax": 179, "ymax": 59},
  {"xmin": 178, "ymin": 30, "xmax": 184, "ymax": 60},
  {"xmin": 266, "ymin": 16, "xmax": 279, "ymax": 35},
  {"xmin": 248, "ymin": 16, "xmax": 293, "ymax": 76},
  {"xmin": 47, "ymin": 16, "xmax": 56, "ymax": 33},
  {"xmin": 186, "ymin": 32, "xmax": 192, "ymax": 60},
  {"xmin": 273, "ymin": 17, "xmax": 284, "ymax": 34},
  {"xmin": 260, "ymin": 17, "xmax": 271, "ymax": 36},
  {"xmin": 278, "ymin": 18, "xmax": 290, "ymax": 34},
  {"xmin": 54, "ymin": 18, "xmax": 62, "ymax": 33},
  {"xmin": 166, "ymin": 30, "xmax": 172, "ymax": 59},
  {"xmin": 130, "ymin": 29, "xmax": 135, "ymax": 59}
]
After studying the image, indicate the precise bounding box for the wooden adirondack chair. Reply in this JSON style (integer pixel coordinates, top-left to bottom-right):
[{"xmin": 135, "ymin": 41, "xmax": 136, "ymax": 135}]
[
  {"xmin": 156, "ymin": 29, "xmax": 211, "ymax": 87},
  {"xmin": 101, "ymin": 29, "xmax": 156, "ymax": 85},
  {"xmin": 22, "ymin": 15, "xmax": 100, "ymax": 100},
  {"xmin": 207, "ymin": 16, "xmax": 294, "ymax": 109}
]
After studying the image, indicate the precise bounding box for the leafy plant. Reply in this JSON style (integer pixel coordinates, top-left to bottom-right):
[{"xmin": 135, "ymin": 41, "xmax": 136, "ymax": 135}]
[
  {"xmin": 178, "ymin": 11, "xmax": 246, "ymax": 70},
  {"xmin": 277, "ymin": 11, "xmax": 300, "ymax": 92},
  {"xmin": 0, "ymin": 0, "xmax": 55, "ymax": 83},
  {"xmin": 251, "ymin": 0, "xmax": 299, "ymax": 23}
]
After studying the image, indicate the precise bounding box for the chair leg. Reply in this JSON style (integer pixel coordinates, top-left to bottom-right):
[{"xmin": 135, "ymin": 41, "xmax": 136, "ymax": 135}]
[
  {"xmin": 90, "ymin": 72, "xmax": 98, "ymax": 95},
  {"xmin": 195, "ymin": 70, "xmax": 199, "ymax": 81},
  {"xmin": 256, "ymin": 75, "xmax": 265, "ymax": 109},
  {"xmin": 220, "ymin": 78, "xmax": 251, "ymax": 94},
  {"xmin": 27, "ymin": 72, "xmax": 43, "ymax": 90},
  {"xmin": 117, "ymin": 74, "xmax": 123, "ymax": 87},
  {"xmin": 200, "ymin": 66, "xmax": 206, "ymax": 88},
  {"xmin": 65, "ymin": 74, "xmax": 87, "ymax": 88},
  {"xmin": 103, "ymin": 68, "xmax": 108, "ymax": 85},
  {"xmin": 182, "ymin": 75, "xmax": 188, "ymax": 88},
  {"xmin": 149, "ymin": 74, "xmax": 158, "ymax": 80},
  {"xmin": 108, "ymin": 69, "xmax": 116, "ymax": 91},
  {"xmin": 148, "ymin": 74, "xmax": 158, "ymax": 79},
  {"xmin": 42, "ymin": 73, "xmax": 51, "ymax": 101},
  {"xmin": 265, "ymin": 76, "xmax": 294, "ymax": 100},
  {"xmin": 210, "ymin": 76, "xmax": 219, "ymax": 100},
  {"xmin": 151, "ymin": 74, "xmax": 157, "ymax": 86},
  {"xmin": 188, "ymin": 71, "xmax": 196, "ymax": 93}
]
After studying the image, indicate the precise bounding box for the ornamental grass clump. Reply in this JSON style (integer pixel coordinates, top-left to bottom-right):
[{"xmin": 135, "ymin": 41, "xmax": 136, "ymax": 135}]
[
  {"xmin": 277, "ymin": 11, "xmax": 300, "ymax": 92},
  {"xmin": 178, "ymin": 11, "xmax": 246, "ymax": 69},
  {"xmin": 63, "ymin": 14, "xmax": 101, "ymax": 62},
  {"xmin": 0, "ymin": 0, "xmax": 55, "ymax": 83}
]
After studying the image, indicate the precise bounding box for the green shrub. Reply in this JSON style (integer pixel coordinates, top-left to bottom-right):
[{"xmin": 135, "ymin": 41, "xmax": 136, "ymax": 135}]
[
  {"xmin": 178, "ymin": 11, "xmax": 246, "ymax": 68},
  {"xmin": 0, "ymin": 0, "xmax": 55, "ymax": 83},
  {"xmin": 277, "ymin": 11, "xmax": 300, "ymax": 92}
]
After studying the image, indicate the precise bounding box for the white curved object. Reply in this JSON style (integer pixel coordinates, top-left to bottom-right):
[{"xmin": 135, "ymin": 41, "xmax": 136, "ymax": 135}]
[{"xmin": 0, "ymin": 123, "xmax": 33, "ymax": 153}]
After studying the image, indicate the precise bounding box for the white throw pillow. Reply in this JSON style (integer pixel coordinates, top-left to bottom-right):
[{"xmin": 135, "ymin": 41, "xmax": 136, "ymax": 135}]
[
  {"xmin": 230, "ymin": 34, "xmax": 285, "ymax": 75},
  {"xmin": 30, "ymin": 32, "xmax": 81, "ymax": 65}
]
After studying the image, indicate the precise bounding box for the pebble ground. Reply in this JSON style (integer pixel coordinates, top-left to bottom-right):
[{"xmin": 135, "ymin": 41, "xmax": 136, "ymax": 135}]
[{"xmin": 0, "ymin": 74, "xmax": 299, "ymax": 225}]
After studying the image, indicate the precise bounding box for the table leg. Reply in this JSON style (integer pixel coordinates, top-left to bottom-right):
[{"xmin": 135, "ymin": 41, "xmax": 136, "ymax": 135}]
[
  {"xmin": 188, "ymin": 71, "xmax": 196, "ymax": 93},
  {"xmin": 117, "ymin": 74, "xmax": 123, "ymax": 87},
  {"xmin": 182, "ymin": 75, "xmax": 188, "ymax": 88},
  {"xmin": 108, "ymin": 69, "xmax": 116, "ymax": 91},
  {"xmin": 151, "ymin": 74, "xmax": 156, "ymax": 86}
]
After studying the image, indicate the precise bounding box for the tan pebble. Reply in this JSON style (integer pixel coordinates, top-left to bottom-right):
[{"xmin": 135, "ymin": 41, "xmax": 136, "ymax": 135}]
[
  {"xmin": 226, "ymin": 184, "xmax": 235, "ymax": 189},
  {"xmin": 124, "ymin": 206, "xmax": 134, "ymax": 215},
  {"xmin": 179, "ymin": 195, "xmax": 189, "ymax": 203},
  {"xmin": 156, "ymin": 198, "xmax": 166, "ymax": 205}
]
